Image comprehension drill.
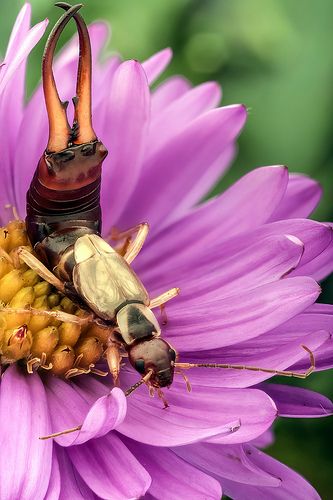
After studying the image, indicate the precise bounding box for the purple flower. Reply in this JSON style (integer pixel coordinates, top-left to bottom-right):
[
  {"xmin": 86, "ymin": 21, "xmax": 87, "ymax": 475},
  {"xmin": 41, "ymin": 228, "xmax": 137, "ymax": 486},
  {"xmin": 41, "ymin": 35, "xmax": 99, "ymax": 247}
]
[{"xmin": 0, "ymin": 4, "xmax": 332, "ymax": 499}]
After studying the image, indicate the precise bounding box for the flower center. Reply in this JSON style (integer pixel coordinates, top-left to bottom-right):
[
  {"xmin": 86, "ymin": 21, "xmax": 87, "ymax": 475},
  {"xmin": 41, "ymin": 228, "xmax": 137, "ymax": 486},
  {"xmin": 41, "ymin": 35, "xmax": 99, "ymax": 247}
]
[{"xmin": 0, "ymin": 220, "xmax": 107, "ymax": 378}]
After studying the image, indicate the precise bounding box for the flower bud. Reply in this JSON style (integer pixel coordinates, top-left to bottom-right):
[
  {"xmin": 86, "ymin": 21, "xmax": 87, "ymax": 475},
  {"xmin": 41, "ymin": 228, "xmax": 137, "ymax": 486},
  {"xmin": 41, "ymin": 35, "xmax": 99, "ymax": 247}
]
[
  {"xmin": 3, "ymin": 286, "xmax": 35, "ymax": 328},
  {"xmin": 0, "ymin": 269, "xmax": 24, "ymax": 303},
  {"xmin": 75, "ymin": 336, "xmax": 104, "ymax": 367},
  {"xmin": 31, "ymin": 325, "xmax": 59, "ymax": 358},
  {"xmin": 0, "ymin": 227, "xmax": 10, "ymax": 251},
  {"xmin": 34, "ymin": 281, "xmax": 52, "ymax": 297},
  {"xmin": 84, "ymin": 321, "xmax": 112, "ymax": 343},
  {"xmin": 7, "ymin": 220, "xmax": 28, "ymax": 250},
  {"xmin": 22, "ymin": 269, "xmax": 39, "ymax": 287},
  {"xmin": 48, "ymin": 293, "xmax": 60, "ymax": 308},
  {"xmin": 1, "ymin": 325, "xmax": 32, "ymax": 362},
  {"xmin": 50, "ymin": 345, "xmax": 75, "ymax": 376},
  {"xmin": 58, "ymin": 322, "xmax": 81, "ymax": 346},
  {"xmin": 60, "ymin": 296, "xmax": 76, "ymax": 314},
  {"xmin": 29, "ymin": 295, "xmax": 51, "ymax": 333},
  {"xmin": 0, "ymin": 257, "xmax": 13, "ymax": 279}
]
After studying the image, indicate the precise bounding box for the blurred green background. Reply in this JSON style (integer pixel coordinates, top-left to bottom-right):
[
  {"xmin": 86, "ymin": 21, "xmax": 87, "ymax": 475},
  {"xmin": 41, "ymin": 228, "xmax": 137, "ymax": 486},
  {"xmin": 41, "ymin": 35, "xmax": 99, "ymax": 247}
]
[{"xmin": 1, "ymin": 0, "xmax": 333, "ymax": 497}]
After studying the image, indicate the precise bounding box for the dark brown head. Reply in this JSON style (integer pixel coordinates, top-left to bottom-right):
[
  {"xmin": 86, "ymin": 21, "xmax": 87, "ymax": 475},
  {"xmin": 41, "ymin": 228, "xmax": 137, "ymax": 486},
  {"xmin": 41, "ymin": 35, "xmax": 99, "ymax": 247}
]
[
  {"xmin": 39, "ymin": 3, "xmax": 108, "ymax": 189},
  {"xmin": 128, "ymin": 338, "xmax": 177, "ymax": 388}
]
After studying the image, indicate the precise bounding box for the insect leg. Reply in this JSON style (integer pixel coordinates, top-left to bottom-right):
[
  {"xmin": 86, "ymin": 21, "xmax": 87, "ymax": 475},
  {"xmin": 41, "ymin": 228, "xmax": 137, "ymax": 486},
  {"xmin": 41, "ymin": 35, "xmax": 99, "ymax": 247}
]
[
  {"xmin": 105, "ymin": 343, "xmax": 122, "ymax": 385},
  {"xmin": 149, "ymin": 287, "xmax": 180, "ymax": 308},
  {"xmin": 110, "ymin": 223, "xmax": 149, "ymax": 264},
  {"xmin": 13, "ymin": 247, "xmax": 66, "ymax": 293},
  {"xmin": 0, "ymin": 305, "xmax": 93, "ymax": 326},
  {"xmin": 175, "ymin": 345, "xmax": 315, "ymax": 379}
]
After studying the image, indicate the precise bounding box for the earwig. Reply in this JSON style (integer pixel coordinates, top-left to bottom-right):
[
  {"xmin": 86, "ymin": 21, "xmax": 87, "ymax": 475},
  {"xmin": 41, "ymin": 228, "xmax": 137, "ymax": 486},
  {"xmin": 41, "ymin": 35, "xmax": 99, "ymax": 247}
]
[{"xmin": 4, "ymin": 4, "xmax": 316, "ymax": 421}]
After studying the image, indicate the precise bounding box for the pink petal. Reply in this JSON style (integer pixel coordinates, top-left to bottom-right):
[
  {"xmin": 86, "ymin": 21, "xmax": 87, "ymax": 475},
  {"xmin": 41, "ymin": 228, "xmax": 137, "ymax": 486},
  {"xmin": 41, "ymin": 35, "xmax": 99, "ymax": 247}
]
[
  {"xmin": 68, "ymin": 434, "xmax": 151, "ymax": 499},
  {"xmin": 117, "ymin": 104, "xmax": 247, "ymax": 230},
  {"xmin": 163, "ymin": 277, "xmax": 320, "ymax": 351},
  {"xmin": 0, "ymin": 366, "xmax": 52, "ymax": 500},
  {"xmin": 100, "ymin": 60, "xmax": 150, "ymax": 230},
  {"xmin": 137, "ymin": 217, "xmax": 332, "ymax": 286},
  {"xmin": 260, "ymin": 383, "xmax": 333, "ymax": 418},
  {"xmin": 151, "ymin": 76, "xmax": 191, "ymax": 115},
  {"xmin": 142, "ymin": 47, "xmax": 172, "ymax": 84},
  {"xmin": 56, "ymin": 446, "xmax": 95, "ymax": 500},
  {"xmin": 174, "ymin": 443, "xmax": 280, "ymax": 487},
  {"xmin": 135, "ymin": 165, "xmax": 289, "ymax": 270},
  {"xmin": 4, "ymin": 4, "xmax": 31, "ymax": 61},
  {"xmin": 221, "ymin": 445, "xmax": 320, "ymax": 500},
  {"xmin": 44, "ymin": 453, "xmax": 60, "ymax": 500},
  {"xmin": 147, "ymin": 81, "xmax": 222, "ymax": 160},
  {"xmin": 123, "ymin": 438, "xmax": 222, "ymax": 499},
  {"xmin": 143, "ymin": 233, "xmax": 304, "ymax": 298},
  {"xmin": 45, "ymin": 377, "xmax": 126, "ymax": 446},
  {"xmin": 118, "ymin": 372, "xmax": 277, "ymax": 446},
  {"xmin": 269, "ymin": 174, "xmax": 322, "ymax": 221},
  {"xmin": 0, "ymin": 19, "xmax": 48, "ymax": 93}
]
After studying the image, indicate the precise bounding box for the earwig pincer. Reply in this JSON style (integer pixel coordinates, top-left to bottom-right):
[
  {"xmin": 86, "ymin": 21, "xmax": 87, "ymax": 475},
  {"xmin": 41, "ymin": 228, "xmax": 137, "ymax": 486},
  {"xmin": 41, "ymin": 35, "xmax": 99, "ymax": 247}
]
[{"xmin": 1, "ymin": 3, "xmax": 316, "ymax": 419}]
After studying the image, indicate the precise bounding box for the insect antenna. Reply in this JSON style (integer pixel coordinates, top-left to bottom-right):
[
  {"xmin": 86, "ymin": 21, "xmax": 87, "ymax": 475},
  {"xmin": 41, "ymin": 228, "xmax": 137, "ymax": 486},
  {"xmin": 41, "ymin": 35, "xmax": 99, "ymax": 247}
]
[
  {"xmin": 43, "ymin": 4, "xmax": 83, "ymax": 152},
  {"xmin": 174, "ymin": 345, "xmax": 315, "ymax": 379},
  {"xmin": 124, "ymin": 370, "xmax": 153, "ymax": 396},
  {"xmin": 55, "ymin": 2, "xmax": 97, "ymax": 144}
]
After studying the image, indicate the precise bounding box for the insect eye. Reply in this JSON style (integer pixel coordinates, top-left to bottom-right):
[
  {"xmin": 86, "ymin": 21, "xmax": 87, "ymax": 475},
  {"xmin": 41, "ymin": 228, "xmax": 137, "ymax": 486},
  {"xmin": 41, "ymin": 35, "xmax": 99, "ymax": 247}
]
[
  {"xmin": 135, "ymin": 359, "xmax": 145, "ymax": 374},
  {"xmin": 169, "ymin": 349, "xmax": 176, "ymax": 362}
]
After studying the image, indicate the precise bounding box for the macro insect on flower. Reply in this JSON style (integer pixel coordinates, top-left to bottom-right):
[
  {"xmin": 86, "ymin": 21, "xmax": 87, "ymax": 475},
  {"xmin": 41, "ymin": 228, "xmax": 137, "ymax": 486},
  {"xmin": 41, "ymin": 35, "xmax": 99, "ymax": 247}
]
[{"xmin": 0, "ymin": 2, "xmax": 332, "ymax": 499}]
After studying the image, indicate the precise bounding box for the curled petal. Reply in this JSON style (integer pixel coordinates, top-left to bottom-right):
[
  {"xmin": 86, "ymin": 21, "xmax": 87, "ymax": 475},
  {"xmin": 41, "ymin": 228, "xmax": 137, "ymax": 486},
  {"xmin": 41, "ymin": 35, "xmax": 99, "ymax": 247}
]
[{"xmin": 45, "ymin": 377, "xmax": 126, "ymax": 446}]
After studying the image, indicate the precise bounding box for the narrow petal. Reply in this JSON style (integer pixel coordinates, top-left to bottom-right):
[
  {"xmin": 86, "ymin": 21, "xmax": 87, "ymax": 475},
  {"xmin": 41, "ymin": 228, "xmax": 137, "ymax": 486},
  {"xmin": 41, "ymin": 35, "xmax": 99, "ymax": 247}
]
[
  {"xmin": 173, "ymin": 442, "xmax": 280, "ymax": 487},
  {"xmin": 137, "ymin": 217, "xmax": 332, "ymax": 288},
  {"xmin": 163, "ymin": 277, "xmax": 320, "ymax": 351},
  {"xmin": 260, "ymin": 383, "xmax": 333, "ymax": 417},
  {"xmin": 221, "ymin": 445, "xmax": 320, "ymax": 500},
  {"xmin": 147, "ymin": 81, "xmax": 222, "ymax": 159},
  {"xmin": 269, "ymin": 174, "xmax": 322, "ymax": 221},
  {"xmin": 0, "ymin": 20, "xmax": 48, "ymax": 93},
  {"xmin": 118, "ymin": 372, "xmax": 276, "ymax": 446},
  {"xmin": 135, "ymin": 165, "xmax": 289, "ymax": 270},
  {"xmin": 56, "ymin": 446, "xmax": 95, "ymax": 500},
  {"xmin": 68, "ymin": 433, "xmax": 151, "ymax": 499},
  {"xmin": 142, "ymin": 47, "xmax": 172, "ymax": 84},
  {"xmin": 250, "ymin": 429, "xmax": 275, "ymax": 449},
  {"xmin": 168, "ymin": 145, "xmax": 235, "ymax": 222},
  {"xmin": 151, "ymin": 76, "xmax": 191, "ymax": 115},
  {"xmin": 45, "ymin": 377, "xmax": 126, "ymax": 446},
  {"xmin": 101, "ymin": 60, "xmax": 151, "ymax": 229},
  {"xmin": 291, "ymin": 225, "xmax": 333, "ymax": 281},
  {"xmin": 123, "ymin": 437, "xmax": 222, "ymax": 499},
  {"xmin": 0, "ymin": 366, "xmax": 52, "ymax": 500},
  {"xmin": 4, "ymin": 3, "xmax": 31, "ymax": 61},
  {"xmin": 44, "ymin": 453, "xmax": 61, "ymax": 500},
  {"xmin": 143, "ymin": 233, "xmax": 304, "ymax": 297},
  {"xmin": 117, "ymin": 105, "xmax": 247, "ymax": 230}
]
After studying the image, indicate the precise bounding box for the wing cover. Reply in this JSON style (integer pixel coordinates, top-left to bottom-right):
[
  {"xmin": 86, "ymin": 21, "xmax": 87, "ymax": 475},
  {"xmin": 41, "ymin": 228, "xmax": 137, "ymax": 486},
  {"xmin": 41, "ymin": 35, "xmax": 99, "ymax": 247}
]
[{"xmin": 73, "ymin": 235, "xmax": 149, "ymax": 319}]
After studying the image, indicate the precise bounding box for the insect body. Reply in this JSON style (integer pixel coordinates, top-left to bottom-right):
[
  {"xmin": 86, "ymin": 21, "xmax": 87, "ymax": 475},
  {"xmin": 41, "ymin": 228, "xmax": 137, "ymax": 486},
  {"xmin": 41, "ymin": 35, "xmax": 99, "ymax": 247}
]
[
  {"xmin": 22, "ymin": 3, "xmax": 179, "ymax": 390},
  {"xmin": 10, "ymin": 4, "xmax": 315, "ymax": 415}
]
